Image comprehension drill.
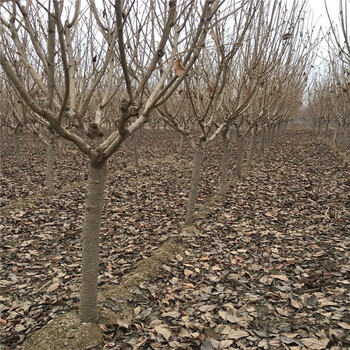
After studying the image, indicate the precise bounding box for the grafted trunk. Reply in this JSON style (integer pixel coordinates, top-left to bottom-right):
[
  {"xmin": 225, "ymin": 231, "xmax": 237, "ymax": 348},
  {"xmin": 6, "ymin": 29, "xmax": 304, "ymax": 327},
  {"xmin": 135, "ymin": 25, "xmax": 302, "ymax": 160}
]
[
  {"xmin": 185, "ymin": 145, "xmax": 203, "ymax": 225},
  {"xmin": 235, "ymin": 134, "xmax": 244, "ymax": 179},
  {"xmin": 46, "ymin": 140, "xmax": 55, "ymax": 195},
  {"xmin": 79, "ymin": 161, "xmax": 107, "ymax": 323},
  {"xmin": 247, "ymin": 127, "xmax": 257, "ymax": 168},
  {"xmin": 219, "ymin": 129, "xmax": 230, "ymax": 195},
  {"xmin": 14, "ymin": 129, "xmax": 22, "ymax": 167}
]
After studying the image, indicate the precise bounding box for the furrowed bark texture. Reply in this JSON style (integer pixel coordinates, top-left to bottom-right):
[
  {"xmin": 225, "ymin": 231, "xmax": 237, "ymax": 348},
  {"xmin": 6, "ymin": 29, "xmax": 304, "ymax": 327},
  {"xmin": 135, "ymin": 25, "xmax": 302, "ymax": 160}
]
[
  {"xmin": 185, "ymin": 146, "xmax": 203, "ymax": 225},
  {"xmin": 79, "ymin": 162, "xmax": 107, "ymax": 323}
]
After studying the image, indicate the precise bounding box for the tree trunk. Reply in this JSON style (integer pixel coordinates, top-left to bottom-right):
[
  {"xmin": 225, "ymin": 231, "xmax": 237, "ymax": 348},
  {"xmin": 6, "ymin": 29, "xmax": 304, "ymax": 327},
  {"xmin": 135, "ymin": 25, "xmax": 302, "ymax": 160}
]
[
  {"xmin": 46, "ymin": 139, "xmax": 55, "ymax": 195},
  {"xmin": 333, "ymin": 124, "xmax": 339, "ymax": 144},
  {"xmin": 235, "ymin": 134, "xmax": 244, "ymax": 179},
  {"xmin": 258, "ymin": 129, "xmax": 266, "ymax": 155},
  {"xmin": 14, "ymin": 129, "xmax": 22, "ymax": 168},
  {"xmin": 219, "ymin": 129, "xmax": 230, "ymax": 195},
  {"xmin": 247, "ymin": 127, "xmax": 257, "ymax": 168},
  {"xmin": 179, "ymin": 134, "xmax": 185, "ymax": 155},
  {"xmin": 138, "ymin": 125, "xmax": 144, "ymax": 146},
  {"xmin": 79, "ymin": 161, "xmax": 107, "ymax": 323},
  {"xmin": 185, "ymin": 145, "xmax": 203, "ymax": 225},
  {"xmin": 133, "ymin": 134, "xmax": 139, "ymax": 167}
]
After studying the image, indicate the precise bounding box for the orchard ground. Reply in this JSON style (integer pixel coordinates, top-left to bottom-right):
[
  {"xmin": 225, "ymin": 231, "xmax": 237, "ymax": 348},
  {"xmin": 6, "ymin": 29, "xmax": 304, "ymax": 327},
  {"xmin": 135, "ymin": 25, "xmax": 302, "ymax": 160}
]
[{"xmin": 0, "ymin": 128, "xmax": 349, "ymax": 349}]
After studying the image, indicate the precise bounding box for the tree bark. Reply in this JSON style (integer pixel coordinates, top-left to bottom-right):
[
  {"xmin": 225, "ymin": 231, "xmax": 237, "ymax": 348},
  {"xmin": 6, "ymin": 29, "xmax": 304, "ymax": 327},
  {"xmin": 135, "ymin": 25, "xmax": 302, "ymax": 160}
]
[
  {"xmin": 258, "ymin": 129, "xmax": 266, "ymax": 155},
  {"xmin": 79, "ymin": 161, "xmax": 107, "ymax": 323},
  {"xmin": 14, "ymin": 129, "xmax": 22, "ymax": 168},
  {"xmin": 247, "ymin": 126, "xmax": 257, "ymax": 168},
  {"xmin": 179, "ymin": 134, "xmax": 185, "ymax": 155},
  {"xmin": 219, "ymin": 129, "xmax": 230, "ymax": 195},
  {"xmin": 235, "ymin": 134, "xmax": 244, "ymax": 179},
  {"xmin": 185, "ymin": 145, "xmax": 203, "ymax": 225},
  {"xmin": 46, "ymin": 139, "xmax": 55, "ymax": 195},
  {"xmin": 133, "ymin": 134, "xmax": 139, "ymax": 167}
]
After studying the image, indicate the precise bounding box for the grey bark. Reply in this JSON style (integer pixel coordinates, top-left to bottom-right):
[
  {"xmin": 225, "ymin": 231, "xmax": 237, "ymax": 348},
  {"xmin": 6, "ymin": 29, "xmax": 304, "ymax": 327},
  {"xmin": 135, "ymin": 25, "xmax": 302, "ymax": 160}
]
[
  {"xmin": 247, "ymin": 126, "xmax": 257, "ymax": 168},
  {"xmin": 258, "ymin": 129, "xmax": 266, "ymax": 155},
  {"xmin": 235, "ymin": 134, "xmax": 244, "ymax": 179},
  {"xmin": 179, "ymin": 134, "xmax": 185, "ymax": 155},
  {"xmin": 14, "ymin": 129, "xmax": 22, "ymax": 167},
  {"xmin": 185, "ymin": 145, "xmax": 204, "ymax": 225},
  {"xmin": 133, "ymin": 134, "xmax": 139, "ymax": 167},
  {"xmin": 46, "ymin": 139, "xmax": 55, "ymax": 195},
  {"xmin": 219, "ymin": 129, "xmax": 230, "ymax": 195},
  {"xmin": 79, "ymin": 161, "xmax": 107, "ymax": 323}
]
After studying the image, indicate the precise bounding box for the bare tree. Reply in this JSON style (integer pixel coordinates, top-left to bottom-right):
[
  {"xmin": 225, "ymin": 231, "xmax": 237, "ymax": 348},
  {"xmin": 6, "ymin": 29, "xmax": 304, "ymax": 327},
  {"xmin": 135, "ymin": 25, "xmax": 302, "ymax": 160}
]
[{"xmin": 0, "ymin": 0, "xmax": 222, "ymax": 322}]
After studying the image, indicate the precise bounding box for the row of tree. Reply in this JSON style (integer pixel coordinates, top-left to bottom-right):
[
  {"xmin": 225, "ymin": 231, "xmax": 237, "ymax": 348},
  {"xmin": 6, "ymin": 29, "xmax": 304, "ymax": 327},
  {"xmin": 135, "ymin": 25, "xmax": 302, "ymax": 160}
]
[
  {"xmin": 305, "ymin": 0, "xmax": 349, "ymax": 151},
  {"xmin": 0, "ymin": 0, "xmax": 316, "ymax": 322}
]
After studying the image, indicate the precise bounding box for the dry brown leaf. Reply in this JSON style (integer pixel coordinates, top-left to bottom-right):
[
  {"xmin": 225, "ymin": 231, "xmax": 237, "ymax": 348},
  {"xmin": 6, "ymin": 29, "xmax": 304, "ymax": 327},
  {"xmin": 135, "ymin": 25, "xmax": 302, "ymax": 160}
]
[
  {"xmin": 338, "ymin": 322, "xmax": 350, "ymax": 330},
  {"xmin": 155, "ymin": 324, "xmax": 172, "ymax": 340},
  {"xmin": 227, "ymin": 329, "xmax": 249, "ymax": 340},
  {"xmin": 47, "ymin": 282, "xmax": 59, "ymax": 293},
  {"xmin": 300, "ymin": 337, "xmax": 330, "ymax": 349},
  {"xmin": 220, "ymin": 339, "xmax": 233, "ymax": 349},
  {"xmin": 272, "ymin": 274, "xmax": 289, "ymax": 281},
  {"xmin": 174, "ymin": 60, "xmax": 186, "ymax": 76},
  {"xmin": 210, "ymin": 29, "xmax": 218, "ymax": 42}
]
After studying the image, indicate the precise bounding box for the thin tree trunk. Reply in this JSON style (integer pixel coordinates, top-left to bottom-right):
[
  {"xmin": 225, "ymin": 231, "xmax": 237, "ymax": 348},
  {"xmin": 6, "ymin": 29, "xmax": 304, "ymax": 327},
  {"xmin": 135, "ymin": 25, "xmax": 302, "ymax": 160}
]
[
  {"xmin": 333, "ymin": 124, "xmax": 339, "ymax": 143},
  {"xmin": 55, "ymin": 137, "xmax": 62, "ymax": 159},
  {"xmin": 185, "ymin": 145, "xmax": 203, "ymax": 225},
  {"xmin": 46, "ymin": 139, "xmax": 55, "ymax": 195},
  {"xmin": 259, "ymin": 129, "xmax": 266, "ymax": 155},
  {"xmin": 79, "ymin": 161, "xmax": 107, "ymax": 323},
  {"xmin": 219, "ymin": 129, "xmax": 230, "ymax": 195},
  {"xmin": 235, "ymin": 134, "xmax": 244, "ymax": 179},
  {"xmin": 14, "ymin": 129, "xmax": 22, "ymax": 167},
  {"xmin": 247, "ymin": 127, "xmax": 257, "ymax": 168},
  {"xmin": 179, "ymin": 134, "xmax": 185, "ymax": 155},
  {"xmin": 0, "ymin": 122, "xmax": 3, "ymax": 149},
  {"xmin": 138, "ymin": 125, "xmax": 144, "ymax": 146}
]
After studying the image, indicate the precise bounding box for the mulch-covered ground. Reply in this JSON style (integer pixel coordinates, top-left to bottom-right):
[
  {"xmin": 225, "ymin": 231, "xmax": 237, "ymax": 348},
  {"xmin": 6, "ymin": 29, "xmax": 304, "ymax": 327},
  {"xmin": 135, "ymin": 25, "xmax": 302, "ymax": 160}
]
[{"xmin": 0, "ymin": 129, "xmax": 349, "ymax": 349}]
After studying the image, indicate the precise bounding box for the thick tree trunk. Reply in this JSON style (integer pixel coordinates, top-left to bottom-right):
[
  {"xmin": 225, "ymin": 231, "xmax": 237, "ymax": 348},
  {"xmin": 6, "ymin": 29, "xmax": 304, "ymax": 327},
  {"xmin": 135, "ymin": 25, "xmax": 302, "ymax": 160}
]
[
  {"xmin": 235, "ymin": 134, "xmax": 244, "ymax": 179},
  {"xmin": 133, "ymin": 134, "xmax": 139, "ymax": 167},
  {"xmin": 79, "ymin": 161, "xmax": 107, "ymax": 323},
  {"xmin": 46, "ymin": 140, "xmax": 55, "ymax": 195},
  {"xmin": 219, "ymin": 129, "xmax": 230, "ymax": 195},
  {"xmin": 14, "ymin": 129, "xmax": 22, "ymax": 168},
  {"xmin": 185, "ymin": 145, "xmax": 203, "ymax": 225},
  {"xmin": 247, "ymin": 127, "xmax": 257, "ymax": 168}
]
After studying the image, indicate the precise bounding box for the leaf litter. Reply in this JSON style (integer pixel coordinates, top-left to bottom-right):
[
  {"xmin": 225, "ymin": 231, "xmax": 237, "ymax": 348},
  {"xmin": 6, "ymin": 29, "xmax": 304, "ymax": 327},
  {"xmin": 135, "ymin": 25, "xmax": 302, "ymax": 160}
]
[{"xmin": 0, "ymin": 130, "xmax": 349, "ymax": 349}]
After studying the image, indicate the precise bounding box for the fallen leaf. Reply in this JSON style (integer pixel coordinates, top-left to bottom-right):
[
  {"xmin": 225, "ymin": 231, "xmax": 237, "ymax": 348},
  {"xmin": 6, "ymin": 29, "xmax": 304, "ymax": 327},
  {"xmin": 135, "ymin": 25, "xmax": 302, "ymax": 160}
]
[
  {"xmin": 300, "ymin": 337, "xmax": 330, "ymax": 349},
  {"xmin": 155, "ymin": 324, "xmax": 172, "ymax": 340},
  {"xmin": 47, "ymin": 282, "xmax": 59, "ymax": 293}
]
